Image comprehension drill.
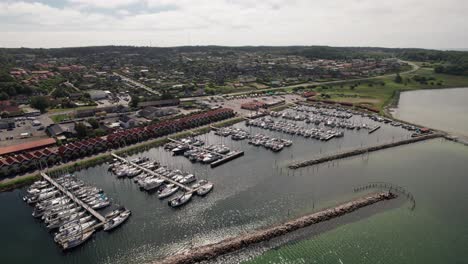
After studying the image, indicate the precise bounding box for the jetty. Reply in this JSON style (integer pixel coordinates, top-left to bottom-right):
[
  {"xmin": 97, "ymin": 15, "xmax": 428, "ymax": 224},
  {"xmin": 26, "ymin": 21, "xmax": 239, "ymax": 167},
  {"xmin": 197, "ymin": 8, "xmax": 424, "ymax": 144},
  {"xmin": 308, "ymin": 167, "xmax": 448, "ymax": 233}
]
[
  {"xmin": 289, "ymin": 133, "xmax": 442, "ymax": 169},
  {"xmin": 40, "ymin": 172, "xmax": 106, "ymax": 224},
  {"xmin": 156, "ymin": 191, "xmax": 397, "ymax": 264},
  {"xmin": 111, "ymin": 153, "xmax": 195, "ymax": 193},
  {"xmin": 168, "ymin": 137, "xmax": 244, "ymax": 168}
]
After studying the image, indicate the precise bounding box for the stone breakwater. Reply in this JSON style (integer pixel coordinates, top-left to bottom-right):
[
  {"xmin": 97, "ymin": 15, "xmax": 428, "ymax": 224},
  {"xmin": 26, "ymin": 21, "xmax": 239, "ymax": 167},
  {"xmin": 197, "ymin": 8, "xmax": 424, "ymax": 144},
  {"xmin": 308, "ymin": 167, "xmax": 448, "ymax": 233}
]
[
  {"xmin": 156, "ymin": 192, "xmax": 397, "ymax": 264},
  {"xmin": 289, "ymin": 133, "xmax": 442, "ymax": 169}
]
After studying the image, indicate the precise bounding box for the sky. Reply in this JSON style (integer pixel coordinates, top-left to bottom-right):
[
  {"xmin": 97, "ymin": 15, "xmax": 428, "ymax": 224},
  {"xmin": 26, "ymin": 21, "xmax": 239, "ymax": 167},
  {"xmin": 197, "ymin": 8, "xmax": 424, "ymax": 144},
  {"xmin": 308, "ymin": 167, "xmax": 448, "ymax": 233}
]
[{"xmin": 0, "ymin": 0, "xmax": 467, "ymax": 49}]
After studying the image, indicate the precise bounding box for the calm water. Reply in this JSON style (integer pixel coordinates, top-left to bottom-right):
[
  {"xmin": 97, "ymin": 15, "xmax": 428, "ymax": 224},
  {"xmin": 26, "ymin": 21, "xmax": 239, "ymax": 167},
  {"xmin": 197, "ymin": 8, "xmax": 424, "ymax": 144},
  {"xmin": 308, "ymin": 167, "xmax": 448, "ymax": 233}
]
[
  {"xmin": 394, "ymin": 87, "xmax": 468, "ymax": 137},
  {"xmin": 242, "ymin": 139, "xmax": 468, "ymax": 264},
  {"xmin": 1, "ymin": 116, "xmax": 465, "ymax": 264}
]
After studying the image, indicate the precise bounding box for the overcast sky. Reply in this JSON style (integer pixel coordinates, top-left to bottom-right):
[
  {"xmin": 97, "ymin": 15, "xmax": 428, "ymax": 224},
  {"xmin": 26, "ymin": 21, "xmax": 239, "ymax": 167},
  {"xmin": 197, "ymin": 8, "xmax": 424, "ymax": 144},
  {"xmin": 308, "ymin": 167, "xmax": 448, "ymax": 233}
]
[{"xmin": 0, "ymin": 0, "xmax": 467, "ymax": 49}]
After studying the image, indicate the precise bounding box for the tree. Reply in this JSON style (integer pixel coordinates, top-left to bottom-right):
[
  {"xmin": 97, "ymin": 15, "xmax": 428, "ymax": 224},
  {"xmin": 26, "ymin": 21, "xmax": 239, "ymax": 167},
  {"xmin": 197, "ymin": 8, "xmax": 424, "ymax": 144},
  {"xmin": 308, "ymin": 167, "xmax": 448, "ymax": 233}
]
[
  {"xmin": 30, "ymin": 96, "xmax": 50, "ymax": 113},
  {"xmin": 130, "ymin": 95, "xmax": 140, "ymax": 108},
  {"xmin": 394, "ymin": 73, "xmax": 403, "ymax": 84},
  {"xmin": 160, "ymin": 92, "xmax": 174, "ymax": 100},
  {"xmin": 94, "ymin": 128, "xmax": 106, "ymax": 137},
  {"xmin": 75, "ymin": 122, "xmax": 88, "ymax": 138},
  {"xmin": 0, "ymin": 92, "xmax": 9, "ymax": 100},
  {"xmin": 88, "ymin": 118, "xmax": 99, "ymax": 129}
]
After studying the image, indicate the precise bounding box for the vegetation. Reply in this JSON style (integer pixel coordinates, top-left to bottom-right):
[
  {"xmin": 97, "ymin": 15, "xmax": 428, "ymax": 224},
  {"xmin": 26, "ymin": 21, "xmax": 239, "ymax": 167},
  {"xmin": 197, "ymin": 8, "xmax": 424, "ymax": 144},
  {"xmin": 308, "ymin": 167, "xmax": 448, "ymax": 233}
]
[
  {"xmin": 37, "ymin": 76, "xmax": 65, "ymax": 93},
  {"xmin": 0, "ymin": 174, "xmax": 40, "ymax": 192},
  {"xmin": 130, "ymin": 95, "xmax": 140, "ymax": 108},
  {"xmin": 75, "ymin": 122, "xmax": 88, "ymax": 138},
  {"xmin": 30, "ymin": 96, "xmax": 50, "ymax": 113},
  {"xmin": 307, "ymin": 65, "xmax": 468, "ymax": 112},
  {"xmin": 50, "ymin": 113, "xmax": 71, "ymax": 123},
  {"xmin": 394, "ymin": 73, "xmax": 403, "ymax": 83}
]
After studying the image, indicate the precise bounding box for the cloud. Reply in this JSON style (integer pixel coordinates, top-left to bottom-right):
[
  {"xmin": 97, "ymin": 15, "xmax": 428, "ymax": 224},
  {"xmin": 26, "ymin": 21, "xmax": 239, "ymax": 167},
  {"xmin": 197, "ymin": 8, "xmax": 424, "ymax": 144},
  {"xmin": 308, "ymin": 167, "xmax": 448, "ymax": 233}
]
[
  {"xmin": 0, "ymin": 0, "xmax": 467, "ymax": 49},
  {"xmin": 68, "ymin": 0, "xmax": 141, "ymax": 9}
]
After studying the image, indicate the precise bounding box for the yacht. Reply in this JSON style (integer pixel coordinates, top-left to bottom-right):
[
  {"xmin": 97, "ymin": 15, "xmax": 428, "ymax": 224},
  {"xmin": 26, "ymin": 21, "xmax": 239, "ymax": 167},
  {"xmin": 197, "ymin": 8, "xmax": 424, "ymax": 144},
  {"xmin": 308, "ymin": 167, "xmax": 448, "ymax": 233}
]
[
  {"xmin": 196, "ymin": 181, "xmax": 214, "ymax": 196},
  {"xmin": 168, "ymin": 193, "xmax": 193, "ymax": 207},
  {"xmin": 103, "ymin": 210, "xmax": 131, "ymax": 231},
  {"xmin": 60, "ymin": 230, "xmax": 95, "ymax": 250},
  {"xmin": 157, "ymin": 184, "xmax": 179, "ymax": 199},
  {"xmin": 141, "ymin": 177, "xmax": 164, "ymax": 191},
  {"xmin": 179, "ymin": 174, "xmax": 196, "ymax": 184}
]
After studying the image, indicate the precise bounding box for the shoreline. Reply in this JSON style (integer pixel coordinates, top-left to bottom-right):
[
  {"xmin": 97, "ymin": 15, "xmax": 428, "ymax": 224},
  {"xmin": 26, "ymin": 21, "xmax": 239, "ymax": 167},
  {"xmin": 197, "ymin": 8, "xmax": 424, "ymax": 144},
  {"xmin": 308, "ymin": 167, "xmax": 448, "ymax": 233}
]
[
  {"xmin": 387, "ymin": 87, "xmax": 468, "ymax": 145},
  {"xmin": 156, "ymin": 191, "xmax": 397, "ymax": 264},
  {"xmin": 0, "ymin": 117, "xmax": 245, "ymax": 193}
]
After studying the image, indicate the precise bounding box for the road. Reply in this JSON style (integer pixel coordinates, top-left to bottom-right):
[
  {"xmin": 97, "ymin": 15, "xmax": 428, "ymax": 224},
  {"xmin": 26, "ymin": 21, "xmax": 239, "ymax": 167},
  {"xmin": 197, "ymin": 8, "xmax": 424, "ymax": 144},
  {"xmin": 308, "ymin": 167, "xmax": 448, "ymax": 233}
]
[
  {"xmin": 182, "ymin": 60, "xmax": 420, "ymax": 101},
  {"xmin": 113, "ymin": 72, "xmax": 161, "ymax": 96}
]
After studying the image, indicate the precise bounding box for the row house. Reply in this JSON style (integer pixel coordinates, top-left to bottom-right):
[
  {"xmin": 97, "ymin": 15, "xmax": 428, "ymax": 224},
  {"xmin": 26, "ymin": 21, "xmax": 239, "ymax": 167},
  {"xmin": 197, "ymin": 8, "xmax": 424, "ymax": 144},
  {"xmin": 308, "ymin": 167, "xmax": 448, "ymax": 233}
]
[
  {"xmin": 0, "ymin": 148, "xmax": 58, "ymax": 177},
  {"xmin": 58, "ymin": 137, "xmax": 107, "ymax": 161},
  {"xmin": 0, "ymin": 108, "xmax": 237, "ymax": 174}
]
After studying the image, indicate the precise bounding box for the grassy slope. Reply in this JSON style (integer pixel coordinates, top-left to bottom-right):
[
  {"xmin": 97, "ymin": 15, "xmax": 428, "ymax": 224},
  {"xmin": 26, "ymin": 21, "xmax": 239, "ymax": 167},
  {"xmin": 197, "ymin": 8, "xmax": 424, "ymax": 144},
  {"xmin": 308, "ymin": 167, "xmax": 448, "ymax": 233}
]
[{"xmin": 312, "ymin": 65, "xmax": 468, "ymax": 111}]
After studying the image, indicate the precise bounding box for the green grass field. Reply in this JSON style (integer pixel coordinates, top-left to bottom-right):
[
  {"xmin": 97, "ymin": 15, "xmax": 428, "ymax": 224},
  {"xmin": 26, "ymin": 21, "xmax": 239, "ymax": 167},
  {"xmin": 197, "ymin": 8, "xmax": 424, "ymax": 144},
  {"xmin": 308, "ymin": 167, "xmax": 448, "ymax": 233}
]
[
  {"xmin": 310, "ymin": 65, "xmax": 468, "ymax": 111},
  {"xmin": 50, "ymin": 113, "xmax": 71, "ymax": 123}
]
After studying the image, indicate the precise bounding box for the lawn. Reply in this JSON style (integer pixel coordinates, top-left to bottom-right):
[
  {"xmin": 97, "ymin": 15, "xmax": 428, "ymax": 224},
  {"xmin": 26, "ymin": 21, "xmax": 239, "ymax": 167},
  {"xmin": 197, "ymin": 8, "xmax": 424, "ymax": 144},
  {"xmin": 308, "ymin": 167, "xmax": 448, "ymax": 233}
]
[
  {"xmin": 310, "ymin": 64, "xmax": 468, "ymax": 111},
  {"xmin": 48, "ymin": 105, "xmax": 97, "ymax": 114},
  {"xmin": 50, "ymin": 113, "xmax": 72, "ymax": 123}
]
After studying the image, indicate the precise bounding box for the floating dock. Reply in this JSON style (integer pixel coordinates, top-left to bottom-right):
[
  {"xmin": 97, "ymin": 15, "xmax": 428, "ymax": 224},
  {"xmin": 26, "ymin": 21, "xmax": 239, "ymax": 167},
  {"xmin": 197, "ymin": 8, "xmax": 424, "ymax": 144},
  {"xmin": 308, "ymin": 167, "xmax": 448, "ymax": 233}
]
[
  {"xmin": 111, "ymin": 153, "xmax": 200, "ymax": 194},
  {"xmin": 168, "ymin": 137, "xmax": 244, "ymax": 168},
  {"xmin": 289, "ymin": 133, "xmax": 442, "ymax": 169},
  {"xmin": 41, "ymin": 172, "xmax": 106, "ymax": 224},
  {"xmin": 210, "ymin": 151, "xmax": 244, "ymax": 168}
]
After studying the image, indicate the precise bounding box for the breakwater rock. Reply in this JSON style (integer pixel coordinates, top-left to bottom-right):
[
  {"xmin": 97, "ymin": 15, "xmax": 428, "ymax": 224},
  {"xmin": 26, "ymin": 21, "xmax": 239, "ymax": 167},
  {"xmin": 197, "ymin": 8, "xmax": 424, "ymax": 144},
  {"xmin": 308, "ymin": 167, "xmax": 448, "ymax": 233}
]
[
  {"xmin": 156, "ymin": 191, "xmax": 397, "ymax": 264},
  {"xmin": 289, "ymin": 133, "xmax": 442, "ymax": 169}
]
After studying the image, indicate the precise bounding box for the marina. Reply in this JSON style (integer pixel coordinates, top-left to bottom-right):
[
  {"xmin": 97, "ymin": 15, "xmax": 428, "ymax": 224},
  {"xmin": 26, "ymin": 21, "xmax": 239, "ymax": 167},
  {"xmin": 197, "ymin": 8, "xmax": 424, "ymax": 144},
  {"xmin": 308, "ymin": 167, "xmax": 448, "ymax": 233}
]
[
  {"xmin": 164, "ymin": 137, "xmax": 244, "ymax": 168},
  {"xmin": 1, "ymin": 101, "xmax": 463, "ymax": 264},
  {"xmin": 23, "ymin": 173, "xmax": 130, "ymax": 250},
  {"xmin": 110, "ymin": 153, "xmax": 214, "ymax": 206}
]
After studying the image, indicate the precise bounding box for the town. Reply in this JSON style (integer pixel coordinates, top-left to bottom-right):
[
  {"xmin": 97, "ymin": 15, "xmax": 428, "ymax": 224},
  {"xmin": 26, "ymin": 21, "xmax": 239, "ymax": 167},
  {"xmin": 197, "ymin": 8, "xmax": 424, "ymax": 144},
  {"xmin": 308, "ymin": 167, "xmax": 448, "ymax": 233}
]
[{"xmin": 0, "ymin": 47, "xmax": 408, "ymax": 176}]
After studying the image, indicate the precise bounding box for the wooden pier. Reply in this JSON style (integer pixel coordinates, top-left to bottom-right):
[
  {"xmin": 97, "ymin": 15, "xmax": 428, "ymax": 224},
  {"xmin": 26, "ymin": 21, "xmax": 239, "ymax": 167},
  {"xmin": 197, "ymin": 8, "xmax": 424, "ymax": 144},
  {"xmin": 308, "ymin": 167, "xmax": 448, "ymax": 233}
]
[
  {"xmin": 111, "ymin": 153, "xmax": 195, "ymax": 193},
  {"xmin": 289, "ymin": 133, "xmax": 443, "ymax": 169},
  {"xmin": 41, "ymin": 172, "xmax": 106, "ymax": 223}
]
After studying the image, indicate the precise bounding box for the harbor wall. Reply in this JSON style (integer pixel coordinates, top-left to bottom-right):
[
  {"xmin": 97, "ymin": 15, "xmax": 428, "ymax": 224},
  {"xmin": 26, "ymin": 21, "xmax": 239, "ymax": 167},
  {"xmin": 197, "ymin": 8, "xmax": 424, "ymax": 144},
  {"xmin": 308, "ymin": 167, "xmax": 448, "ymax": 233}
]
[
  {"xmin": 156, "ymin": 191, "xmax": 396, "ymax": 264},
  {"xmin": 289, "ymin": 133, "xmax": 442, "ymax": 169}
]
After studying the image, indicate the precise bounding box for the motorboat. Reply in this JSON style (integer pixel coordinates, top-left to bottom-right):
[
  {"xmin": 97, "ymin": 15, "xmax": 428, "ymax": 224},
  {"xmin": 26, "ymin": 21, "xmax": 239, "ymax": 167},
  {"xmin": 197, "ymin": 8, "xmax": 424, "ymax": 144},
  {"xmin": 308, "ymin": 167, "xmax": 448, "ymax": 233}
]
[
  {"xmin": 172, "ymin": 145, "xmax": 190, "ymax": 155},
  {"xmin": 141, "ymin": 177, "xmax": 164, "ymax": 191}
]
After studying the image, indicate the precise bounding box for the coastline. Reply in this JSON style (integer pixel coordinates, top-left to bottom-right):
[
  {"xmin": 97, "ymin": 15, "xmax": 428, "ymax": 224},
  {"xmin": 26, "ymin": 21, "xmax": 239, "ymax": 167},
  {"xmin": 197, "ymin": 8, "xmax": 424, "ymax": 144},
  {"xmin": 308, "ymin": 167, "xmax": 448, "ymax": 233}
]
[{"xmin": 387, "ymin": 87, "xmax": 468, "ymax": 143}]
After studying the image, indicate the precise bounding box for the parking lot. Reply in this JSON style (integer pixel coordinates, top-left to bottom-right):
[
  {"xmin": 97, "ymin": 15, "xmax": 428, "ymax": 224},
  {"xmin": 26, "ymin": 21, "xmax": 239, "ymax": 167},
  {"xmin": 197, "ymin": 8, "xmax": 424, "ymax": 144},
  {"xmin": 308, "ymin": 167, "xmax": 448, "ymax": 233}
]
[
  {"xmin": 207, "ymin": 93, "xmax": 304, "ymax": 115},
  {"xmin": 0, "ymin": 115, "xmax": 54, "ymax": 147}
]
